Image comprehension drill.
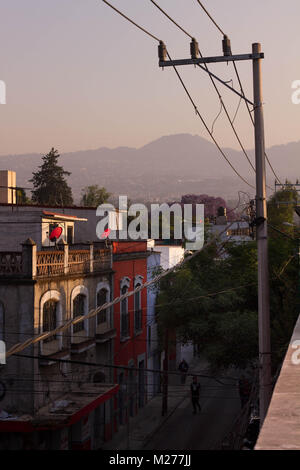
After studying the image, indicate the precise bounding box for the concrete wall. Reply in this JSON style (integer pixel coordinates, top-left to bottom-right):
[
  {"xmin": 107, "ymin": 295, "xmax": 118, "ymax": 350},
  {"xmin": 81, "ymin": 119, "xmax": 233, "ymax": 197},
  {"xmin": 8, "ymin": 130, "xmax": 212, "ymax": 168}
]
[
  {"xmin": 255, "ymin": 314, "xmax": 300, "ymax": 450},
  {"xmin": 155, "ymin": 245, "xmax": 184, "ymax": 271},
  {"xmin": 0, "ymin": 204, "xmax": 113, "ymax": 251},
  {"xmin": 0, "ymin": 281, "xmax": 35, "ymax": 414},
  {"xmin": 0, "ymin": 171, "xmax": 16, "ymax": 204},
  {"xmin": 0, "ymin": 211, "xmax": 42, "ymax": 251}
]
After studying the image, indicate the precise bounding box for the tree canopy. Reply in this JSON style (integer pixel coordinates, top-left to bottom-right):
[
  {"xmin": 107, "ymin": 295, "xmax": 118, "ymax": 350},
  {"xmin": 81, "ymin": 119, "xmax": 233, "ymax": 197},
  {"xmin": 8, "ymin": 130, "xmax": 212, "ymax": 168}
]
[
  {"xmin": 80, "ymin": 185, "xmax": 111, "ymax": 207},
  {"xmin": 156, "ymin": 186, "xmax": 299, "ymax": 373},
  {"xmin": 30, "ymin": 148, "xmax": 73, "ymax": 206}
]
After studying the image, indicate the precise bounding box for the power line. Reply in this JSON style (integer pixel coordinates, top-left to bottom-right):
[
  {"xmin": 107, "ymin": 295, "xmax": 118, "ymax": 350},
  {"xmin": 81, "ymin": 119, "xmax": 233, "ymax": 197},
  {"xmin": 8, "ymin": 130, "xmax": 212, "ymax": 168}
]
[
  {"xmin": 12, "ymin": 352, "xmax": 236, "ymax": 384},
  {"xmin": 192, "ymin": 0, "xmax": 283, "ymax": 185},
  {"xmin": 102, "ymin": 0, "xmax": 160, "ymax": 42},
  {"xmin": 101, "ymin": 0, "xmax": 255, "ymax": 190},
  {"xmin": 231, "ymin": 61, "xmax": 283, "ymax": 185},
  {"xmin": 150, "ymin": 0, "xmax": 262, "ymax": 181},
  {"xmin": 166, "ymin": 51, "xmax": 255, "ymax": 190},
  {"xmin": 1, "ymin": 281, "xmax": 259, "ymax": 341},
  {"xmin": 232, "ymin": 96, "xmax": 242, "ymax": 124},
  {"xmin": 150, "ymin": 0, "xmax": 193, "ymax": 39},
  {"xmin": 5, "ymin": 221, "xmax": 236, "ymax": 359},
  {"xmin": 195, "ymin": 0, "xmax": 226, "ymax": 36}
]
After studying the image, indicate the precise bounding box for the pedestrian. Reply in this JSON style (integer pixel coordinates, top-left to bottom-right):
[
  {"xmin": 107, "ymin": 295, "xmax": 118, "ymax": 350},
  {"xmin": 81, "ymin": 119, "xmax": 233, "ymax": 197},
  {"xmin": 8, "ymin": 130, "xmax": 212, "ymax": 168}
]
[
  {"xmin": 178, "ymin": 358, "xmax": 189, "ymax": 384},
  {"xmin": 191, "ymin": 376, "xmax": 201, "ymax": 414}
]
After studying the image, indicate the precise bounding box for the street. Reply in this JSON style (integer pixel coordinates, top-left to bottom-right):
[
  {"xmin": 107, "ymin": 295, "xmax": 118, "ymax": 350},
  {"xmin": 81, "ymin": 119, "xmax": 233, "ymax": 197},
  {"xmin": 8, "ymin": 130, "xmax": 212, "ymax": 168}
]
[{"xmin": 144, "ymin": 374, "xmax": 241, "ymax": 450}]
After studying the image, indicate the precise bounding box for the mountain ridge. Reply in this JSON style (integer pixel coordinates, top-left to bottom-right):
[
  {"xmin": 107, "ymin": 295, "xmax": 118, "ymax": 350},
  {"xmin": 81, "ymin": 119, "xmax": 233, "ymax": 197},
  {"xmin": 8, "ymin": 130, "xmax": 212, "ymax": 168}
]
[{"xmin": 0, "ymin": 133, "xmax": 299, "ymax": 202}]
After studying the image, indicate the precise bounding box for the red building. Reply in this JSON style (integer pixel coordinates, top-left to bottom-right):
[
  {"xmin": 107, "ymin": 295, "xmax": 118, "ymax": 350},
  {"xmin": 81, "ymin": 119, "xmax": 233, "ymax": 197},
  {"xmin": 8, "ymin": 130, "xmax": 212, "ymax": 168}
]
[{"xmin": 112, "ymin": 241, "xmax": 148, "ymax": 428}]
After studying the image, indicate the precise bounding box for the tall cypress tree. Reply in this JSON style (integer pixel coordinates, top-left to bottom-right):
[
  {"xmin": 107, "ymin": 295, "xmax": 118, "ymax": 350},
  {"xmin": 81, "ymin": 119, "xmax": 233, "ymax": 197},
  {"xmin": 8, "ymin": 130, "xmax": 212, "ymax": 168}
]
[{"xmin": 30, "ymin": 148, "xmax": 73, "ymax": 206}]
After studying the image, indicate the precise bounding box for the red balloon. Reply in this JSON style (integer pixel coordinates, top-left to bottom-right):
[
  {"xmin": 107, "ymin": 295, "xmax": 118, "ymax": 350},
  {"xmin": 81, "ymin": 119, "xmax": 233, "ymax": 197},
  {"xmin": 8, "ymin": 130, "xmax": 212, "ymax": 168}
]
[{"xmin": 49, "ymin": 226, "xmax": 63, "ymax": 241}]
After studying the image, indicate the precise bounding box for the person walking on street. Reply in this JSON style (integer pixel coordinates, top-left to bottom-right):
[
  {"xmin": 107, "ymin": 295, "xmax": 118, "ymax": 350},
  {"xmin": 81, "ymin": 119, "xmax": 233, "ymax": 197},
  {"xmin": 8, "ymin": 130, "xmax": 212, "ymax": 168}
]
[
  {"xmin": 178, "ymin": 359, "xmax": 189, "ymax": 384},
  {"xmin": 191, "ymin": 376, "xmax": 201, "ymax": 414}
]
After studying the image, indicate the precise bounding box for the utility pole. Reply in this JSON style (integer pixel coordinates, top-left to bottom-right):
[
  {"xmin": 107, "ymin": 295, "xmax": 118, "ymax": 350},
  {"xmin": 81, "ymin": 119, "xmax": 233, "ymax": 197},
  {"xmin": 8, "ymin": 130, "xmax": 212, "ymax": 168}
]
[
  {"xmin": 252, "ymin": 43, "xmax": 272, "ymax": 424},
  {"xmin": 161, "ymin": 328, "xmax": 169, "ymax": 416},
  {"xmin": 158, "ymin": 38, "xmax": 272, "ymax": 424}
]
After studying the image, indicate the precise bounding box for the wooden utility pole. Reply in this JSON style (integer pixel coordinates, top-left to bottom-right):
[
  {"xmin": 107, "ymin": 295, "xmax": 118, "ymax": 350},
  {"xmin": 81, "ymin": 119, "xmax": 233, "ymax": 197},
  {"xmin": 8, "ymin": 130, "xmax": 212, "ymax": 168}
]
[
  {"xmin": 252, "ymin": 43, "xmax": 272, "ymax": 424},
  {"xmin": 159, "ymin": 39, "xmax": 272, "ymax": 425}
]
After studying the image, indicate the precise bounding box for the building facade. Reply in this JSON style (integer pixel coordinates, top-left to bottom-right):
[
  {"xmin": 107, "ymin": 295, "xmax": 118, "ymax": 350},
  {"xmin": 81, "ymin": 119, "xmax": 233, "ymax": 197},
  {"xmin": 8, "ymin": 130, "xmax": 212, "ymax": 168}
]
[
  {"xmin": 111, "ymin": 241, "xmax": 148, "ymax": 430},
  {"xmin": 0, "ymin": 236, "xmax": 118, "ymax": 450}
]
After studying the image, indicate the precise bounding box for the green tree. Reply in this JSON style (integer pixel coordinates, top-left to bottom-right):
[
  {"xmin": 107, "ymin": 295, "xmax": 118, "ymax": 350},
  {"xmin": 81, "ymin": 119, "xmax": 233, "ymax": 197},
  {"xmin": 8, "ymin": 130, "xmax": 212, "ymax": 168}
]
[
  {"xmin": 267, "ymin": 185, "xmax": 299, "ymax": 368},
  {"xmin": 80, "ymin": 185, "xmax": 111, "ymax": 207},
  {"xmin": 16, "ymin": 187, "xmax": 31, "ymax": 204},
  {"xmin": 267, "ymin": 183, "xmax": 298, "ymax": 238},
  {"xmin": 156, "ymin": 188, "xmax": 299, "ymax": 372},
  {"xmin": 156, "ymin": 242, "xmax": 259, "ymax": 371},
  {"xmin": 30, "ymin": 148, "xmax": 73, "ymax": 206}
]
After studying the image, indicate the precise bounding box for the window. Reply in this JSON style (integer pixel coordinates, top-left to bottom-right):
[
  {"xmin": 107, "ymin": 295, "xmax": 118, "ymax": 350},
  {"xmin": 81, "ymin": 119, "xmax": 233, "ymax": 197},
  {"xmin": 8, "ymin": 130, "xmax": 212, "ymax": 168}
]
[
  {"xmin": 0, "ymin": 302, "xmax": 4, "ymax": 342},
  {"xmin": 121, "ymin": 285, "xmax": 129, "ymax": 338},
  {"xmin": 134, "ymin": 286, "xmax": 142, "ymax": 332},
  {"xmin": 40, "ymin": 290, "xmax": 62, "ymax": 354},
  {"xmin": 42, "ymin": 300, "xmax": 57, "ymax": 342},
  {"xmin": 67, "ymin": 226, "xmax": 73, "ymax": 245},
  {"xmin": 73, "ymin": 294, "xmax": 86, "ymax": 333},
  {"xmin": 97, "ymin": 288, "xmax": 108, "ymax": 325}
]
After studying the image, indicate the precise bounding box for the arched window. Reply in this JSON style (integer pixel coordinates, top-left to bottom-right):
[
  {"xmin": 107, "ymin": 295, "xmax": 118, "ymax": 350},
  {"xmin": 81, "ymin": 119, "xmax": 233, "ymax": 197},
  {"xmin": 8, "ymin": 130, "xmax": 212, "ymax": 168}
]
[
  {"xmin": 40, "ymin": 290, "xmax": 62, "ymax": 353},
  {"xmin": 97, "ymin": 288, "xmax": 109, "ymax": 325},
  {"xmin": 121, "ymin": 285, "xmax": 129, "ymax": 338},
  {"xmin": 134, "ymin": 275, "xmax": 143, "ymax": 333},
  {"xmin": 71, "ymin": 285, "xmax": 89, "ymax": 338},
  {"xmin": 43, "ymin": 300, "xmax": 58, "ymax": 342},
  {"xmin": 0, "ymin": 302, "xmax": 4, "ymax": 342},
  {"xmin": 73, "ymin": 294, "xmax": 86, "ymax": 333}
]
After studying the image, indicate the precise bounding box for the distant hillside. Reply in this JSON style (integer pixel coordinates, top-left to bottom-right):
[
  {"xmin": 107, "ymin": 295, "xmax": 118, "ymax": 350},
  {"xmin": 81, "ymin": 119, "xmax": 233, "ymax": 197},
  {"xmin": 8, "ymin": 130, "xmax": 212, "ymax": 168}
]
[{"xmin": 0, "ymin": 134, "xmax": 299, "ymax": 203}]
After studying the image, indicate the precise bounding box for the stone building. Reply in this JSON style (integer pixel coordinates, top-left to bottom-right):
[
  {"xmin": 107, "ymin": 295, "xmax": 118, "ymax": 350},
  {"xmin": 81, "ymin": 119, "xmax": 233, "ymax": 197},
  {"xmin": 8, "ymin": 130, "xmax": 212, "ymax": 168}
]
[{"xmin": 0, "ymin": 236, "xmax": 118, "ymax": 450}]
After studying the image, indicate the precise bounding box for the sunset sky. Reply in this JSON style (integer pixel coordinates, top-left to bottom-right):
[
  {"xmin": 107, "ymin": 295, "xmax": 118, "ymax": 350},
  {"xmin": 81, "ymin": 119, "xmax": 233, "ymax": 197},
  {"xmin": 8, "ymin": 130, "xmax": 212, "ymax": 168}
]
[{"xmin": 0, "ymin": 0, "xmax": 299, "ymax": 156}]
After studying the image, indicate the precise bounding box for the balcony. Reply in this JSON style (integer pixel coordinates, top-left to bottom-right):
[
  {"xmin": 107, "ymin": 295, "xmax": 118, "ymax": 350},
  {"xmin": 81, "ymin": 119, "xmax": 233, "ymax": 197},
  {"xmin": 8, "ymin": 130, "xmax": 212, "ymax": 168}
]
[
  {"xmin": 0, "ymin": 251, "xmax": 23, "ymax": 275},
  {"xmin": 0, "ymin": 239, "xmax": 112, "ymax": 279}
]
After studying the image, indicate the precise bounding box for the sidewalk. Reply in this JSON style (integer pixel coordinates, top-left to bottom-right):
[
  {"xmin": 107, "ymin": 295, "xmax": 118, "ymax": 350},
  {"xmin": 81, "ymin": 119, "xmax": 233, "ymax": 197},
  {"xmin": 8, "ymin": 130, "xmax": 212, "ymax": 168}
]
[{"xmin": 102, "ymin": 357, "xmax": 208, "ymax": 450}]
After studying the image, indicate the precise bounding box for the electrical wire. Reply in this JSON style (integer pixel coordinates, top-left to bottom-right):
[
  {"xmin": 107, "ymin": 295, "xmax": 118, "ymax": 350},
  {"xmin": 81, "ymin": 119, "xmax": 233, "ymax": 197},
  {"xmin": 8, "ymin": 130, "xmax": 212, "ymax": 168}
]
[
  {"xmin": 1, "ymin": 281, "xmax": 259, "ymax": 342},
  {"xmin": 166, "ymin": 51, "xmax": 255, "ymax": 190},
  {"xmin": 150, "ymin": 0, "xmax": 193, "ymax": 39},
  {"xmin": 12, "ymin": 352, "xmax": 237, "ymax": 385},
  {"xmin": 5, "ymin": 221, "xmax": 236, "ymax": 359},
  {"xmin": 232, "ymin": 96, "xmax": 242, "ymax": 125},
  {"xmin": 192, "ymin": 0, "xmax": 283, "ymax": 185},
  {"xmin": 102, "ymin": 0, "xmax": 160, "ymax": 42},
  {"xmin": 149, "ymin": 0, "xmax": 263, "ymax": 180},
  {"xmin": 195, "ymin": 0, "xmax": 226, "ymax": 36},
  {"xmin": 211, "ymin": 100, "xmax": 223, "ymax": 135},
  {"xmin": 101, "ymin": 0, "xmax": 255, "ymax": 189},
  {"xmin": 232, "ymin": 61, "xmax": 283, "ymax": 185}
]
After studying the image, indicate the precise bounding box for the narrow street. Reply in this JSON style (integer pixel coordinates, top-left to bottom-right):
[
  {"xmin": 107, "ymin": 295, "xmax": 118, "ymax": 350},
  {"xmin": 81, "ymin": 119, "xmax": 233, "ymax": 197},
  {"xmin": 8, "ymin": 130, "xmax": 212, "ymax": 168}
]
[{"xmin": 144, "ymin": 374, "xmax": 241, "ymax": 450}]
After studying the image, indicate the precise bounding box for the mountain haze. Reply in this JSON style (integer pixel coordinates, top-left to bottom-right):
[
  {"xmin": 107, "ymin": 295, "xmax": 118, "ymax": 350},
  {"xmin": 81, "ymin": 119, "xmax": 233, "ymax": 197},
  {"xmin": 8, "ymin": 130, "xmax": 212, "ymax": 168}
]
[{"xmin": 0, "ymin": 134, "xmax": 299, "ymax": 203}]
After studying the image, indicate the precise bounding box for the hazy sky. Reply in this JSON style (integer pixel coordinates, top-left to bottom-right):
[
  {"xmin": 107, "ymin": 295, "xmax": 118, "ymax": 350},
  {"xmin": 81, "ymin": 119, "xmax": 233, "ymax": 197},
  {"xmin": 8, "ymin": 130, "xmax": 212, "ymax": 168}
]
[{"xmin": 0, "ymin": 0, "xmax": 300, "ymax": 156}]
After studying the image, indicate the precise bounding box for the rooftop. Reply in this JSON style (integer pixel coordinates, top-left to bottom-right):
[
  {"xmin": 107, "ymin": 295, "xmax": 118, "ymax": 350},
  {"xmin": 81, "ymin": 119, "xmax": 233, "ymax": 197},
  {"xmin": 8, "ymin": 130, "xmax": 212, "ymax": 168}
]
[{"xmin": 0, "ymin": 383, "xmax": 119, "ymax": 431}]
